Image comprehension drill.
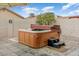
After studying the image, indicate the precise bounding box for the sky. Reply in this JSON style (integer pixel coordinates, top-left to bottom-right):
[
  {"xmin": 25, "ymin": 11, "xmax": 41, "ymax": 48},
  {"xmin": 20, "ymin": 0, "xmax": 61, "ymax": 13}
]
[{"xmin": 10, "ymin": 3, "xmax": 79, "ymax": 18}]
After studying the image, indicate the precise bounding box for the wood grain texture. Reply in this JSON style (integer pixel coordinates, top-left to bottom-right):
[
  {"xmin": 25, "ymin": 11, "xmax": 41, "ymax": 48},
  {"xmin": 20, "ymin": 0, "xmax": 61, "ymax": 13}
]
[{"xmin": 19, "ymin": 31, "xmax": 60, "ymax": 48}]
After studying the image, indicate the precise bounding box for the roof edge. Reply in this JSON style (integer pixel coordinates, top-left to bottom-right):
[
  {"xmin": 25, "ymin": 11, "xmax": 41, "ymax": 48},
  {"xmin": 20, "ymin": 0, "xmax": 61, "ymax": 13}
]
[{"xmin": 0, "ymin": 8, "xmax": 25, "ymax": 19}]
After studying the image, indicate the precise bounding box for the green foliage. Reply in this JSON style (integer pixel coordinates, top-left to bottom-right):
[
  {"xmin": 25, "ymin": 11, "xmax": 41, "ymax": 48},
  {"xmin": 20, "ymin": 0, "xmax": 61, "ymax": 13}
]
[{"xmin": 36, "ymin": 12, "xmax": 55, "ymax": 25}]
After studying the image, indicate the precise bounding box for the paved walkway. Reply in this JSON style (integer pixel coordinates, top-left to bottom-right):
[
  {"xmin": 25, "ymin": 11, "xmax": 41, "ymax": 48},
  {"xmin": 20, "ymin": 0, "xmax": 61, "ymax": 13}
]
[{"xmin": 0, "ymin": 35, "xmax": 79, "ymax": 56}]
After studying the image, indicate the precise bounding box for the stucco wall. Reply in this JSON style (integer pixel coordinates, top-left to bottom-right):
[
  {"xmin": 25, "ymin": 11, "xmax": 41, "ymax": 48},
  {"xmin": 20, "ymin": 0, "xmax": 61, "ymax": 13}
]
[
  {"xmin": 22, "ymin": 17, "xmax": 37, "ymax": 29},
  {"xmin": 1, "ymin": 9, "xmax": 79, "ymax": 38},
  {"xmin": 0, "ymin": 9, "xmax": 37, "ymax": 38},
  {"xmin": 56, "ymin": 17, "xmax": 79, "ymax": 37},
  {"xmin": 0, "ymin": 10, "xmax": 23, "ymax": 38}
]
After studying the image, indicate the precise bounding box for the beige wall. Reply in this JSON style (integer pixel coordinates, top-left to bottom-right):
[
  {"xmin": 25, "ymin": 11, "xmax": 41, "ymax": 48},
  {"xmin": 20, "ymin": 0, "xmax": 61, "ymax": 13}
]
[
  {"xmin": 1, "ymin": 9, "xmax": 79, "ymax": 38},
  {"xmin": 0, "ymin": 9, "xmax": 37, "ymax": 38},
  {"xmin": 22, "ymin": 17, "xmax": 37, "ymax": 29},
  {"xmin": 56, "ymin": 17, "xmax": 79, "ymax": 37},
  {"xmin": 0, "ymin": 10, "xmax": 23, "ymax": 38}
]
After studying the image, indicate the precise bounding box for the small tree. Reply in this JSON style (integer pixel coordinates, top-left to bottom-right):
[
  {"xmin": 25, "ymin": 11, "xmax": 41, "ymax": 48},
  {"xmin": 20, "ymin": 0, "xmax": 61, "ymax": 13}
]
[{"xmin": 36, "ymin": 12, "xmax": 55, "ymax": 25}]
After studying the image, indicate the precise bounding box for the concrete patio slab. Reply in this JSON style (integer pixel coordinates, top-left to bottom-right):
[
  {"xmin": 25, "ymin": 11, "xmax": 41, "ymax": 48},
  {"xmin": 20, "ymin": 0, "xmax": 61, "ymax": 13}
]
[{"xmin": 0, "ymin": 35, "xmax": 79, "ymax": 56}]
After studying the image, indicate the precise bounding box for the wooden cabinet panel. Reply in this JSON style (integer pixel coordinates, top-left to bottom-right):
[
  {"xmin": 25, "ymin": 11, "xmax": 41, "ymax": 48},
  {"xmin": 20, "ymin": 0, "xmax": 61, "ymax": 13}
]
[
  {"xmin": 19, "ymin": 31, "xmax": 60, "ymax": 48},
  {"xmin": 29, "ymin": 33, "xmax": 40, "ymax": 48},
  {"xmin": 49, "ymin": 32, "xmax": 59, "ymax": 39},
  {"xmin": 24, "ymin": 32, "xmax": 30, "ymax": 45},
  {"xmin": 18, "ymin": 31, "xmax": 25, "ymax": 44}
]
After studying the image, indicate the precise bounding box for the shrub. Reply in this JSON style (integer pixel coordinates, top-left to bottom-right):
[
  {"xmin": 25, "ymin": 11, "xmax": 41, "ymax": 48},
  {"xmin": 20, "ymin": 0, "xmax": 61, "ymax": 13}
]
[{"xmin": 36, "ymin": 12, "xmax": 55, "ymax": 25}]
